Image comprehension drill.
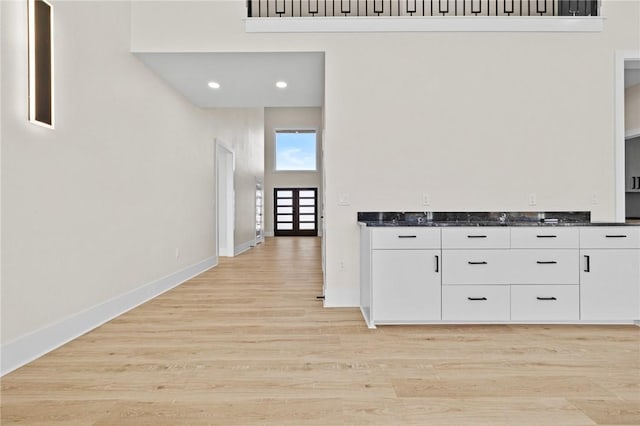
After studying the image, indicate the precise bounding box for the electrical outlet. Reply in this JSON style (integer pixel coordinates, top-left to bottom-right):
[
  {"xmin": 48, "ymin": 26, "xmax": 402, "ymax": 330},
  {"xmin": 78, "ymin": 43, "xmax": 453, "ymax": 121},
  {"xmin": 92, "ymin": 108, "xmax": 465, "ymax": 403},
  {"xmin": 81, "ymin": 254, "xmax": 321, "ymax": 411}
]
[
  {"xmin": 338, "ymin": 261, "xmax": 345, "ymax": 270},
  {"xmin": 338, "ymin": 193, "xmax": 350, "ymax": 206},
  {"xmin": 423, "ymin": 193, "xmax": 431, "ymax": 206},
  {"xmin": 528, "ymin": 193, "xmax": 537, "ymax": 206},
  {"xmin": 591, "ymin": 193, "xmax": 599, "ymax": 205}
]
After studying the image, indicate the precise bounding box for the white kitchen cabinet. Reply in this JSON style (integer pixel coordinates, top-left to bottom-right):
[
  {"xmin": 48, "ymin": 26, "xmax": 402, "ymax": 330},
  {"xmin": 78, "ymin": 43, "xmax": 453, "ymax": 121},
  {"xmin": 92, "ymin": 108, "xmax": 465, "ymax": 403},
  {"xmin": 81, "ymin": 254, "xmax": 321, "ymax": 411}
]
[
  {"xmin": 360, "ymin": 223, "xmax": 640, "ymax": 326},
  {"xmin": 579, "ymin": 227, "xmax": 640, "ymax": 321},
  {"xmin": 372, "ymin": 249, "xmax": 441, "ymax": 322},
  {"xmin": 580, "ymin": 249, "xmax": 640, "ymax": 321},
  {"xmin": 360, "ymin": 226, "xmax": 441, "ymax": 326}
]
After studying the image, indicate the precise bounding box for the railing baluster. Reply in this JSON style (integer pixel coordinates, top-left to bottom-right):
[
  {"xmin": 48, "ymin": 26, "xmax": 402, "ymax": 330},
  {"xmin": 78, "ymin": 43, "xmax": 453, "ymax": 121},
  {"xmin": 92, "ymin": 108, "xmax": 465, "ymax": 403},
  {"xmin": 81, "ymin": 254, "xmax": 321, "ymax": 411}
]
[
  {"xmin": 247, "ymin": 0, "xmax": 598, "ymax": 18},
  {"xmin": 374, "ymin": 0, "xmax": 383, "ymax": 15},
  {"xmin": 508, "ymin": 0, "xmax": 514, "ymax": 15}
]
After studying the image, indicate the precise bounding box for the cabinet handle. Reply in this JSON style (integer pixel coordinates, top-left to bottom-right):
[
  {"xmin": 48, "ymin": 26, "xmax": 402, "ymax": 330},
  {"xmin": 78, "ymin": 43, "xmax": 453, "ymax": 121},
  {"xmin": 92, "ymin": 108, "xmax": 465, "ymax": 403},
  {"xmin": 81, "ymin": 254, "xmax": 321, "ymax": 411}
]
[
  {"xmin": 434, "ymin": 255, "xmax": 439, "ymax": 273},
  {"xmin": 536, "ymin": 297, "xmax": 557, "ymax": 301},
  {"xmin": 468, "ymin": 297, "xmax": 487, "ymax": 301},
  {"xmin": 536, "ymin": 235, "xmax": 557, "ymax": 238},
  {"xmin": 584, "ymin": 255, "xmax": 590, "ymax": 272},
  {"xmin": 536, "ymin": 261, "xmax": 558, "ymax": 264},
  {"xmin": 468, "ymin": 261, "xmax": 488, "ymax": 265},
  {"xmin": 467, "ymin": 235, "xmax": 487, "ymax": 238},
  {"xmin": 605, "ymin": 235, "xmax": 627, "ymax": 238},
  {"xmin": 397, "ymin": 235, "xmax": 417, "ymax": 239}
]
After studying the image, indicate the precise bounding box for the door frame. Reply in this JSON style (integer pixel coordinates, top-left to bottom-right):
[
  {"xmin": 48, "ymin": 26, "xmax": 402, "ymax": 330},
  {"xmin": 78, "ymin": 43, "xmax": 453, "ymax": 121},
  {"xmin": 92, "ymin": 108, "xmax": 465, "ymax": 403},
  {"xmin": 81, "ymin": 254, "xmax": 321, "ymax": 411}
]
[
  {"xmin": 615, "ymin": 50, "xmax": 640, "ymax": 222},
  {"xmin": 216, "ymin": 140, "xmax": 235, "ymax": 257}
]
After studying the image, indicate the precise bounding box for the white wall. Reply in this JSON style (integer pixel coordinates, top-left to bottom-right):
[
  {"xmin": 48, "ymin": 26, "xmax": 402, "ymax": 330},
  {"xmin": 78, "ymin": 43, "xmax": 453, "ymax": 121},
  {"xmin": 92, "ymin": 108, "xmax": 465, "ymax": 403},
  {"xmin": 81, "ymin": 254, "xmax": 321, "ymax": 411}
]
[
  {"xmin": 131, "ymin": 0, "xmax": 639, "ymax": 307},
  {"xmin": 1, "ymin": 0, "xmax": 263, "ymax": 368},
  {"xmin": 264, "ymin": 107, "xmax": 323, "ymax": 236}
]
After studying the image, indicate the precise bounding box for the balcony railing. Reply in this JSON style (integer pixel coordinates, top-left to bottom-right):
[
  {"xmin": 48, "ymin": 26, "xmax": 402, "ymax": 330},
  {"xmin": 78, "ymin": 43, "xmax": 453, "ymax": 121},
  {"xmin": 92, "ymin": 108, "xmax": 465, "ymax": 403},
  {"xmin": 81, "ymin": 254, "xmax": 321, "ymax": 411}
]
[{"xmin": 247, "ymin": 0, "xmax": 599, "ymax": 18}]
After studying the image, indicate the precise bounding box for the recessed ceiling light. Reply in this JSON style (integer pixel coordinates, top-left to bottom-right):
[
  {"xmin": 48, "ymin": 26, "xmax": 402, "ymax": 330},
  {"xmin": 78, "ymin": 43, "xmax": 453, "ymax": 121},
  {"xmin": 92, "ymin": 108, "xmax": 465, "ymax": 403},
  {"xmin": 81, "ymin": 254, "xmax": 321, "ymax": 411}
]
[
  {"xmin": 208, "ymin": 81, "xmax": 221, "ymax": 89},
  {"xmin": 276, "ymin": 81, "xmax": 288, "ymax": 89}
]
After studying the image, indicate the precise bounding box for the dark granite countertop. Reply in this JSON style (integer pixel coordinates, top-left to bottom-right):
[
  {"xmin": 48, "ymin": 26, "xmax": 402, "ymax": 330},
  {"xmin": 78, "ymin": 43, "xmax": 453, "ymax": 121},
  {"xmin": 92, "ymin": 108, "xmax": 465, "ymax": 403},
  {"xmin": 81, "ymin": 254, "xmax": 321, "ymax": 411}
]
[
  {"xmin": 359, "ymin": 220, "xmax": 637, "ymax": 227},
  {"xmin": 357, "ymin": 211, "xmax": 638, "ymax": 227}
]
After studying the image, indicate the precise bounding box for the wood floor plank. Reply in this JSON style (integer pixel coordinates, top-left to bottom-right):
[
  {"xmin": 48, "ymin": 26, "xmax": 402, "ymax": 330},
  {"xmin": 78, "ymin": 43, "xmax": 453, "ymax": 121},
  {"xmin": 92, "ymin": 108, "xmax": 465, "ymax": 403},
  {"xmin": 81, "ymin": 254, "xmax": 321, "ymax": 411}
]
[
  {"xmin": 342, "ymin": 397, "xmax": 597, "ymax": 425},
  {"xmin": 391, "ymin": 375, "xmax": 614, "ymax": 398},
  {"xmin": 1, "ymin": 237, "xmax": 638, "ymax": 425},
  {"xmin": 569, "ymin": 398, "xmax": 640, "ymax": 425}
]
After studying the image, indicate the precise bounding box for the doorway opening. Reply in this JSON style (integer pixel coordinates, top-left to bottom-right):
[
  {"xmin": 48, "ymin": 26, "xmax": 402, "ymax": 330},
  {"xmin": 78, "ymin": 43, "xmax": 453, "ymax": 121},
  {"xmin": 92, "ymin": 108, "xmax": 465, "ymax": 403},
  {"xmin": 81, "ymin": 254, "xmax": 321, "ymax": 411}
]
[
  {"xmin": 216, "ymin": 141, "xmax": 235, "ymax": 257},
  {"xmin": 255, "ymin": 178, "xmax": 264, "ymax": 245},
  {"xmin": 615, "ymin": 51, "xmax": 640, "ymax": 222}
]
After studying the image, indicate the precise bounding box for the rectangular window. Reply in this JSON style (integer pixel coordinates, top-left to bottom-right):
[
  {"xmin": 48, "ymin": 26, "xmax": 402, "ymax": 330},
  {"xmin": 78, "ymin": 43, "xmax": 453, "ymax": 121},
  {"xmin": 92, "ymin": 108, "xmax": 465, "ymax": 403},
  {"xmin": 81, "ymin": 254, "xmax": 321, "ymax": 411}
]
[
  {"xmin": 28, "ymin": 0, "xmax": 54, "ymax": 128},
  {"xmin": 275, "ymin": 130, "xmax": 317, "ymax": 171}
]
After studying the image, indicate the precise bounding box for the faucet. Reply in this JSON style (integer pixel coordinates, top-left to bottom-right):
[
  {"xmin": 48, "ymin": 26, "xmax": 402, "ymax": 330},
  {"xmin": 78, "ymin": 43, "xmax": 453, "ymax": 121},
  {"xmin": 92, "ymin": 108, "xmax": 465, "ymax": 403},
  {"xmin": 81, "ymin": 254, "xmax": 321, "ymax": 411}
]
[{"xmin": 498, "ymin": 213, "xmax": 507, "ymax": 224}]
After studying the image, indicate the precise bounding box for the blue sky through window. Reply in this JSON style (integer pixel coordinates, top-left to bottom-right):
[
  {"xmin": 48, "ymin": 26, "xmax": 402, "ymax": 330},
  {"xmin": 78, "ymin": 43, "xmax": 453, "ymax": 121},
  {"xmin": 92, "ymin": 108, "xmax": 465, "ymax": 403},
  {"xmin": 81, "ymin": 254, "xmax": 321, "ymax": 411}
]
[{"xmin": 275, "ymin": 131, "xmax": 317, "ymax": 171}]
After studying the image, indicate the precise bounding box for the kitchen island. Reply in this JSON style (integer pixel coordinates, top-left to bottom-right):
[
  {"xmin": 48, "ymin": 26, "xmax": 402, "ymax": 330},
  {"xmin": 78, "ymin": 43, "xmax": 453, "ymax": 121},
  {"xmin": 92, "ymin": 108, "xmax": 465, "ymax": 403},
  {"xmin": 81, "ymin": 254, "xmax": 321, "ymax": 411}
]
[{"xmin": 359, "ymin": 211, "xmax": 640, "ymax": 328}]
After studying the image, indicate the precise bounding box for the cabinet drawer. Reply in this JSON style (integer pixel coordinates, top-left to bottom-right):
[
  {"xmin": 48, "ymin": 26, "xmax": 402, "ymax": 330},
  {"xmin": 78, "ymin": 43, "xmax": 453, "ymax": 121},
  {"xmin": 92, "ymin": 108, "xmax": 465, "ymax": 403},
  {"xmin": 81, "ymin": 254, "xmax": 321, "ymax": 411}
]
[
  {"xmin": 579, "ymin": 227, "xmax": 640, "ymax": 249},
  {"xmin": 372, "ymin": 228, "xmax": 441, "ymax": 249},
  {"xmin": 442, "ymin": 227, "xmax": 510, "ymax": 249},
  {"xmin": 510, "ymin": 228, "xmax": 579, "ymax": 249},
  {"xmin": 510, "ymin": 250, "xmax": 579, "ymax": 285},
  {"xmin": 442, "ymin": 250, "xmax": 511, "ymax": 285},
  {"xmin": 511, "ymin": 285, "xmax": 579, "ymax": 321},
  {"xmin": 442, "ymin": 285, "xmax": 510, "ymax": 321}
]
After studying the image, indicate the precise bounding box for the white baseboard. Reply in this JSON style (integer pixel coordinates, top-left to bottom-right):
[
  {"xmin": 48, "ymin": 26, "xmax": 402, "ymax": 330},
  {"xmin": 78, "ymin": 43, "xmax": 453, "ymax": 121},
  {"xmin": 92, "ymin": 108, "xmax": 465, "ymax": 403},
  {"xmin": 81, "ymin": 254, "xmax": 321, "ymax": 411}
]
[
  {"xmin": 234, "ymin": 240, "xmax": 254, "ymax": 256},
  {"xmin": 323, "ymin": 286, "xmax": 359, "ymax": 307},
  {"xmin": 1, "ymin": 256, "xmax": 217, "ymax": 376}
]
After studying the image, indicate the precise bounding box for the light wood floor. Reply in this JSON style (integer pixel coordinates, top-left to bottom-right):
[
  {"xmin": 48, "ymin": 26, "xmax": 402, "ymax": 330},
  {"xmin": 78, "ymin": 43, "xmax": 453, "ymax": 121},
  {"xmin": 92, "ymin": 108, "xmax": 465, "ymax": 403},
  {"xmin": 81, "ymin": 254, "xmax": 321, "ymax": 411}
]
[{"xmin": 2, "ymin": 237, "xmax": 639, "ymax": 425}]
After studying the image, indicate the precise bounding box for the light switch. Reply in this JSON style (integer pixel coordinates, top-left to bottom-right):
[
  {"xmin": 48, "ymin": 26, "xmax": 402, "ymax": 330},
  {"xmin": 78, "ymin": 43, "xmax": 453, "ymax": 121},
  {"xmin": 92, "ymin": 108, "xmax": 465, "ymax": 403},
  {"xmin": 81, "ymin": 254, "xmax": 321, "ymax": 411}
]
[{"xmin": 338, "ymin": 193, "xmax": 350, "ymax": 206}]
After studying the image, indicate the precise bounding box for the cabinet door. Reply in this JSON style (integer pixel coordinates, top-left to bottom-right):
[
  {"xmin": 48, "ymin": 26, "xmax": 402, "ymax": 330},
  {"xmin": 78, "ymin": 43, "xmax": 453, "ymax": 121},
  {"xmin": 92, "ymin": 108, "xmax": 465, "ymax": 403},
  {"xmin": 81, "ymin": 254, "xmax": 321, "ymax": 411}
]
[
  {"xmin": 580, "ymin": 249, "xmax": 640, "ymax": 321},
  {"xmin": 372, "ymin": 249, "xmax": 441, "ymax": 322}
]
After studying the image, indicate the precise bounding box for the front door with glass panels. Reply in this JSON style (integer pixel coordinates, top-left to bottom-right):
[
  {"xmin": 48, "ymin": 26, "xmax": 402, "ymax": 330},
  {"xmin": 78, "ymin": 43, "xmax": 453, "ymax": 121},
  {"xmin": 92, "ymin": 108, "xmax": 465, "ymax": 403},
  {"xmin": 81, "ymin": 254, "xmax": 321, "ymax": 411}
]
[{"xmin": 274, "ymin": 188, "xmax": 318, "ymax": 237}]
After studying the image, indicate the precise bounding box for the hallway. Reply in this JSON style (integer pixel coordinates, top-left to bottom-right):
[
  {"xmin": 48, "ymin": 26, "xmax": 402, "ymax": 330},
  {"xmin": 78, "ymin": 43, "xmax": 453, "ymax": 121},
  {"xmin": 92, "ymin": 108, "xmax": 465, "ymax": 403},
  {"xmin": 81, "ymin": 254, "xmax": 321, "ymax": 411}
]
[{"xmin": 1, "ymin": 237, "xmax": 639, "ymax": 425}]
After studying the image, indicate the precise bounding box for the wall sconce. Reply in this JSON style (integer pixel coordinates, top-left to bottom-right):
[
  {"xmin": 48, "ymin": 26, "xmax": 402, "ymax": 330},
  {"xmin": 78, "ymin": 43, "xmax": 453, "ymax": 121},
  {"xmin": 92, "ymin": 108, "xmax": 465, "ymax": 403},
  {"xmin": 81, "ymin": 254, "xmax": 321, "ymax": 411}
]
[{"xmin": 28, "ymin": 0, "xmax": 54, "ymax": 128}]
